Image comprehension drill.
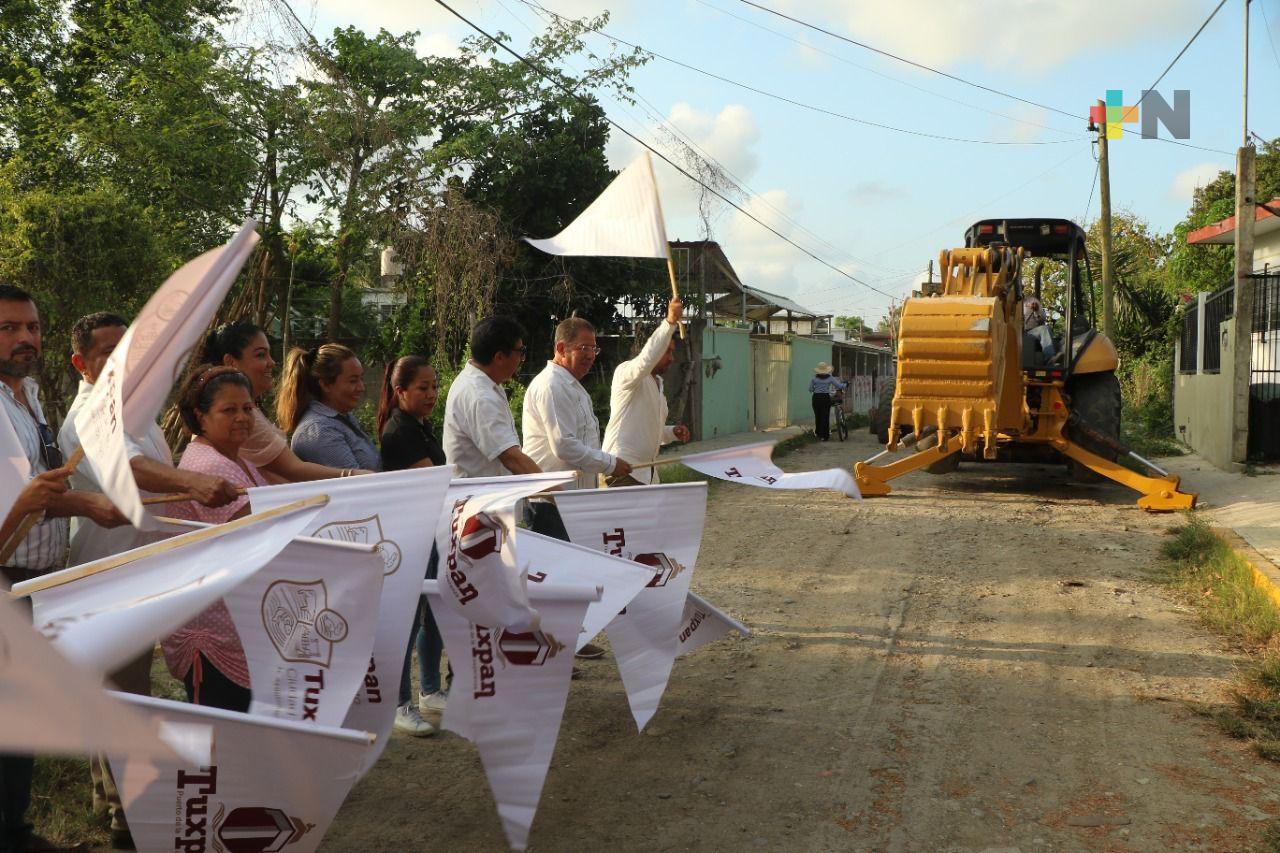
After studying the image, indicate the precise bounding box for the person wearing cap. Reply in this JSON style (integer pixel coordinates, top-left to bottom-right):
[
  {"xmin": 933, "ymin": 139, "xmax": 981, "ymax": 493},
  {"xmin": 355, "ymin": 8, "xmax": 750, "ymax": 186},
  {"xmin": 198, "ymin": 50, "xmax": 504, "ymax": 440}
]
[
  {"xmin": 1023, "ymin": 297, "xmax": 1055, "ymax": 361},
  {"xmin": 809, "ymin": 362, "xmax": 846, "ymax": 442}
]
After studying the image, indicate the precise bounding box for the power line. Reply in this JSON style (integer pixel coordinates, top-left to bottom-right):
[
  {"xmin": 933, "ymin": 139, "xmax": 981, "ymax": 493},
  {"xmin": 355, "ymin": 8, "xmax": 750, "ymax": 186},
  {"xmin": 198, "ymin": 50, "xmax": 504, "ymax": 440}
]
[
  {"xmin": 428, "ymin": 0, "xmax": 897, "ymax": 298},
  {"xmin": 690, "ymin": 0, "xmax": 1083, "ymax": 139},
  {"xmin": 1081, "ymin": 158, "xmax": 1101, "ymax": 225},
  {"xmin": 1260, "ymin": 0, "xmax": 1280, "ymax": 78},
  {"xmin": 1133, "ymin": 0, "xmax": 1230, "ymax": 110},
  {"xmin": 520, "ymin": 0, "xmax": 1077, "ymax": 146},
  {"xmin": 734, "ymin": 0, "xmax": 1081, "ymax": 120}
]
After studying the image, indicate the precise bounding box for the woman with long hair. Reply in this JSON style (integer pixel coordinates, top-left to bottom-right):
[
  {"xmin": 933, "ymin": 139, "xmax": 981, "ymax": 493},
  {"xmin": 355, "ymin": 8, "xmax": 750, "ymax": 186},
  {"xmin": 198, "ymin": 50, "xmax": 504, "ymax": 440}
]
[
  {"xmin": 378, "ymin": 356, "xmax": 449, "ymax": 735},
  {"xmin": 201, "ymin": 321, "xmax": 365, "ymax": 481},
  {"xmin": 277, "ymin": 344, "xmax": 380, "ymax": 472},
  {"xmin": 162, "ymin": 366, "xmax": 264, "ymax": 712}
]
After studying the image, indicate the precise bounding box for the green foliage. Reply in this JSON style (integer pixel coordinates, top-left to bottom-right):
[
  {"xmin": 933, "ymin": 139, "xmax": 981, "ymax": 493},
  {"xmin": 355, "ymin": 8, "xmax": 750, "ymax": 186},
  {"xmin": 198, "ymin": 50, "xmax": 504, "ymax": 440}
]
[
  {"xmin": 834, "ymin": 315, "xmax": 869, "ymax": 334},
  {"xmin": 0, "ymin": 168, "xmax": 175, "ymax": 419}
]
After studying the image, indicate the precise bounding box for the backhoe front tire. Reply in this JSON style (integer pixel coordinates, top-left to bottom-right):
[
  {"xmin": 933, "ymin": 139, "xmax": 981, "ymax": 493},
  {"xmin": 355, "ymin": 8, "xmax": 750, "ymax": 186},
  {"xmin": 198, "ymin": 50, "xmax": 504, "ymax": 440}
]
[
  {"xmin": 1064, "ymin": 371, "xmax": 1121, "ymax": 483},
  {"xmin": 871, "ymin": 377, "xmax": 896, "ymax": 445}
]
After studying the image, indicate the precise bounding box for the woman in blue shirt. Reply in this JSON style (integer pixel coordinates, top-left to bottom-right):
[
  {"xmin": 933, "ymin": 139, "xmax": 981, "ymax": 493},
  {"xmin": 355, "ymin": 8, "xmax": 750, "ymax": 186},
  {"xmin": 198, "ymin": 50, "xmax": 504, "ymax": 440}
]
[
  {"xmin": 809, "ymin": 361, "xmax": 846, "ymax": 442},
  {"xmin": 277, "ymin": 344, "xmax": 381, "ymax": 473}
]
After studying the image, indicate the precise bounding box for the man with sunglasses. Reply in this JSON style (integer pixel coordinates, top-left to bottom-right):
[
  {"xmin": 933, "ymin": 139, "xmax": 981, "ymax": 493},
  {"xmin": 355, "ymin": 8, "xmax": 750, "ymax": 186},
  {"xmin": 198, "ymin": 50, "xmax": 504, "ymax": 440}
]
[
  {"xmin": 0, "ymin": 284, "xmax": 128, "ymax": 853},
  {"xmin": 523, "ymin": 316, "xmax": 632, "ymax": 491}
]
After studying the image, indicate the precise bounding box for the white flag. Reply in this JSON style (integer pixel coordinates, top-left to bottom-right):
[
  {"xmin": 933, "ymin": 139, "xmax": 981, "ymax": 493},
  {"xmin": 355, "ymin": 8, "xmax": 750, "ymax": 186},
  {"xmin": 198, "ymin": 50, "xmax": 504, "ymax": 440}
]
[
  {"xmin": 111, "ymin": 694, "xmax": 371, "ymax": 853},
  {"xmin": 75, "ymin": 220, "xmax": 259, "ymax": 528},
  {"xmin": 16, "ymin": 497, "xmax": 324, "ymax": 676},
  {"xmin": 681, "ymin": 440, "xmax": 861, "ymax": 498},
  {"xmin": 515, "ymin": 529, "xmax": 655, "ymax": 651},
  {"xmin": 0, "ymin": 595, "xmax": 203, "ymax": 765},
  {"xmin": 677, "ymin": 591, "xmax": 749, "ymax": 656},
  {"xmin": 435, "ymin": 474, "xmax": 576, "ymax": 634},
  {"xmin": 555, "ymin": 483, "xmax": 707, "ymax": 731},
  {"xmin": 523, "ymin": 153, "xmax": 669, "ymax": 258},
  {"xmin": 248, "ymin": 467, "xmax": 453, "ymax": 765},
  {"xmin": 424, "ymin": 580, "xmax": 598, "ymax": 852},
  {"xmin": 223, "ymin": 537, "xmax": 384, "ymax": 726},
  {"xmin": 0, "ymin": 408, "xmax": 29, "ymax": 515}
]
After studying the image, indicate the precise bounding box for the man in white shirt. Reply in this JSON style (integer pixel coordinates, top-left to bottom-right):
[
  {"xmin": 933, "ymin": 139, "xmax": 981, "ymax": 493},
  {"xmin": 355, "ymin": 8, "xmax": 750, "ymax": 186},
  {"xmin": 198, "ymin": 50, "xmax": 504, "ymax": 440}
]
[
  {"xmin": 443, "ymin": 316, "xmax": 542, "ymax": 479},
  {"xmin": 57, "ymin": 311, "xmax": 237, "ymax": 850},
  {"xmin": 523, "ymin": 317, "xmax": 633, "ymax": 490},
  {"xmin": 59, "ymin": 312, "xmax": 239, "ymax": 565},
  {"xmin": 603, "ymin": 298, "xmax": 690, "ymax": 485}
]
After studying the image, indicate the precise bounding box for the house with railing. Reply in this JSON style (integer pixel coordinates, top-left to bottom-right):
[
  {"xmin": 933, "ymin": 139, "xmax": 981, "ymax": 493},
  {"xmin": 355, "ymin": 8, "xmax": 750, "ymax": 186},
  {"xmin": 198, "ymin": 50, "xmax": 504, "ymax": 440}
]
[{"xmin": 1174, "ymin": 200, "xmax": 1280, "ymax": 467}]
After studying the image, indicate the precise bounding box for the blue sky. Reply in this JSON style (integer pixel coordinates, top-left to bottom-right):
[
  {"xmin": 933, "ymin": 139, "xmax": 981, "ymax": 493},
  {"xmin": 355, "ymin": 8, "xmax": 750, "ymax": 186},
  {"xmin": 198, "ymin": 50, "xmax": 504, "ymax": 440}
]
[{"xmin": 285, "ymin": 0, "xmax": 1278, "ymax": 326}]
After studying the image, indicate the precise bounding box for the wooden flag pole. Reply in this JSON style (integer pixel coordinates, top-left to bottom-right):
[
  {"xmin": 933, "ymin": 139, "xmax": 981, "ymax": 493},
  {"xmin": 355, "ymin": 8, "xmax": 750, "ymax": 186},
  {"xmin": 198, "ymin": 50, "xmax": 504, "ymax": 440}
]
[
  {"xmin": 648, "ymin": 153, "xmax": 685, "ymax": 340},
  {"xmin": 0, "ymin": 447, "xmax": 85, "ymax": 564},
  {"xmin": 629, "ymin": 455, "xmax": 689, "ymax": 472},
  {"xmin": 9, "ymin": 494, "xmax": 328, "ymax": 598},
  {"xmin": 141, "ymin": 488, "xmax": 247, "ymax": 507}
]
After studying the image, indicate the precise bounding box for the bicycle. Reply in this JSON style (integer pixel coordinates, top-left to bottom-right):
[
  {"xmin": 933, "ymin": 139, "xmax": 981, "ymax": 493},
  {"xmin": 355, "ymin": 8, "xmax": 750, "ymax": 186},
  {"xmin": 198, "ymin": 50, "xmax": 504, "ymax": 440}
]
[{"xmin": 830, "ymin": 394, "xmax": 849, "ymax": 442}]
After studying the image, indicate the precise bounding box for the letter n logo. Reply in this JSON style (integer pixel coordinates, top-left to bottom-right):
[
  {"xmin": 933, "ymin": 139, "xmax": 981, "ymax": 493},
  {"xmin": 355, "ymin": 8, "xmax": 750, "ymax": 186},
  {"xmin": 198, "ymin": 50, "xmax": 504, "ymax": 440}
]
[{"xmin": 1141, "ymin": 89, "xmax": 1190, "ymax": 139}]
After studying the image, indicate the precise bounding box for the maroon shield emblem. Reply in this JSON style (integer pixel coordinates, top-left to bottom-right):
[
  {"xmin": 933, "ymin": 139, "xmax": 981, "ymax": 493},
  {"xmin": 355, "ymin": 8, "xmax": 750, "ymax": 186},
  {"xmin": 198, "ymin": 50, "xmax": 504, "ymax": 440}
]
[
  {"xmin": 496, "ymin": 629, "xmax": 564, "ymax": 666},
  {"xmin": 634, "ymin": 552, "xmax": 682, "ymax": 588},
  {"xmin": 216, "ymin": 806, "xmax": 312, "ymax": 853},
  {"xmin": 459, "ymin": 512, "xmax": 504, "ymax": 560}
]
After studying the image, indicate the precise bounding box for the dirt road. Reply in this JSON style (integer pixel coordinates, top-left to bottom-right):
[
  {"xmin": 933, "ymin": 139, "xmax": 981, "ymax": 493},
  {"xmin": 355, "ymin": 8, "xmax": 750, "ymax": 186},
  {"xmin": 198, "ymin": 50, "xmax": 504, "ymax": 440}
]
[{"xmin": 323, "ymin": 431, "xmax": 1279, "ymax": 852}]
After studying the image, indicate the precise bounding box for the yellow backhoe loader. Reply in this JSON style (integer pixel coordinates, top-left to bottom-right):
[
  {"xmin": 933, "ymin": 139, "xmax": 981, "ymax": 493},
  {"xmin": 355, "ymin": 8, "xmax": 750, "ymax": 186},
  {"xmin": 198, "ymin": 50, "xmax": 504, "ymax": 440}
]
[{"xmin": 857, "ymin": 218, "xmax": 1195, "ymax": 512}]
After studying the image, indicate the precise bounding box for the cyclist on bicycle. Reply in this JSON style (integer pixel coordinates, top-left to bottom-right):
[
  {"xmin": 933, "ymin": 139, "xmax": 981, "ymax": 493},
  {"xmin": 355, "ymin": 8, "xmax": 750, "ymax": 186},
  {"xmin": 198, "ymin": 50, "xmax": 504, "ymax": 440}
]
[{"xmin": 809, "ymin": 362, "xmax": 846, "ymax": 442}]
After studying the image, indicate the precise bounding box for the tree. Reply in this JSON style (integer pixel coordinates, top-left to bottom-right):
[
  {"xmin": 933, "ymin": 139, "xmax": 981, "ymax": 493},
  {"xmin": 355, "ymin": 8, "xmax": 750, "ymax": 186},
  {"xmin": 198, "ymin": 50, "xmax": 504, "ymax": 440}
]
[{"xmin": 835, "ymin": 315, "xmax": 869, "ymax": 335}]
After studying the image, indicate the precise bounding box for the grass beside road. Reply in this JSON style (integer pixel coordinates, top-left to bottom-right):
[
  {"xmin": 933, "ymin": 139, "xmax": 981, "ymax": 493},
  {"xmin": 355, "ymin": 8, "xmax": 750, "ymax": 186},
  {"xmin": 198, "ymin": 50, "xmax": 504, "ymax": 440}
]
[{"xmin": 1158, "ymin": 518, "xmax": 1280, "ymax": 767}]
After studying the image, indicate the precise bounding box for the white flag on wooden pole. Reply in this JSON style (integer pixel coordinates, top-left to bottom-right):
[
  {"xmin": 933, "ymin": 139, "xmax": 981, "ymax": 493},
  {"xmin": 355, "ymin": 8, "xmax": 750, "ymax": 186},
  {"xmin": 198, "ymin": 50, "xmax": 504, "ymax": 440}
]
[
  {"xmin": 111, "ymin": 694, "xmax": 372, "ymax": 853},
  {"xmin": 16, "ymin": 497, "xmax": 324, "ymax": 677},
  {"xmin": 74, "ymin": 220, "xmax": 259, "ymax": 528},
  {"xmin": 523, "ymin": 153, "xmax": 669, "ymax": 259},
  {"xmin": 681, "ymin": 440, "xmax": 861, "ymax": 498},
  {"xmin": 677, "ymin": 591, "xmax": 749, "ymax": 656}
]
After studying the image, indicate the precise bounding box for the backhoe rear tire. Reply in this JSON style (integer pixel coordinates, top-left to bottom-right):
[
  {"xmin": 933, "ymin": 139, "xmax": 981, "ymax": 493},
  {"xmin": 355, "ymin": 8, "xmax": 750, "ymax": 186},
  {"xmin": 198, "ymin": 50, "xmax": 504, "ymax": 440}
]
[
  {"xmin": 871, "ymin": 377, "xmax": 896, "ymax": 445},
  {"xmin": 1064, "ymin": 371, "xmax": 1121, "ymax": 483}
]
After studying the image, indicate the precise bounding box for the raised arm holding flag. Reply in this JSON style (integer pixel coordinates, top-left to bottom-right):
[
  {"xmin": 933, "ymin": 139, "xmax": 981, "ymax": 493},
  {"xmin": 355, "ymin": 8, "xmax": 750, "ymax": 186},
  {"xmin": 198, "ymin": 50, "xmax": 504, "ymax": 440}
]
[{"xmin": 523, "ymin": 151, "xmax": 685, "ymax": 338}]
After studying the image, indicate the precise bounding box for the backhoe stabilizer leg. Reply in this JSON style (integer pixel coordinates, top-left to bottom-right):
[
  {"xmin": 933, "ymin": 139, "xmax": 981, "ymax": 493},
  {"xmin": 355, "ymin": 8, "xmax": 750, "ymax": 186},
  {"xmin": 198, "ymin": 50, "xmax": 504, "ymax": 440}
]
[
  {"xmin": 1051, "ymin": 438, "xmax": 1197, "ymax": 512},
  {"xmin": 854, "ymin": 434, "xmax": 964, "ymax": 497}
]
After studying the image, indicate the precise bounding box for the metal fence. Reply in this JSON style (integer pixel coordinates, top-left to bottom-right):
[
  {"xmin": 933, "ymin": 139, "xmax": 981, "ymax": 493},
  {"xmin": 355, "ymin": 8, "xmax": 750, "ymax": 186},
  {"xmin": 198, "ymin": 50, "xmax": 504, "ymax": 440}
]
[
  {"xmin": 1178, "ymin": 304, "xmax": 1198, "ymax": 374},
  {"xmin": 1203, "ymin": 283, "xmax": 1234, "ymax": 374},
  {"xmin": 1249, "ymin": 272, "xmax": 1280, "ymax": 461}
]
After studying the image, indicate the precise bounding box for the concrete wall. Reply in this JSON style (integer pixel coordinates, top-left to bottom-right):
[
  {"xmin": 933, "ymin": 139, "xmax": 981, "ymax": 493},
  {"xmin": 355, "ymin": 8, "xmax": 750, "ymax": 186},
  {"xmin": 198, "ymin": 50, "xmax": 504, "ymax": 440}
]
[
  {"xmin": 787, "ymin": 336, "xmax": 834, "ymax": 425},
  {"xmin": 1174, "ymin": 317, "xmax": 1238, "ymax": 469},
  {"xmin": 700, "ymin": 325, "xmax": 752, "ymax": 438}
]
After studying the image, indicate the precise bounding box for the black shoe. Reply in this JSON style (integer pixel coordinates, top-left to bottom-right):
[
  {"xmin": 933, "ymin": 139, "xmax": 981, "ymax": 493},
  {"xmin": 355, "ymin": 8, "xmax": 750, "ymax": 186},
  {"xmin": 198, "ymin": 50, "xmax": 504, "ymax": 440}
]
[{"xmin": 574, "ymin": 642, "xmax": 606, "ymax": 660}]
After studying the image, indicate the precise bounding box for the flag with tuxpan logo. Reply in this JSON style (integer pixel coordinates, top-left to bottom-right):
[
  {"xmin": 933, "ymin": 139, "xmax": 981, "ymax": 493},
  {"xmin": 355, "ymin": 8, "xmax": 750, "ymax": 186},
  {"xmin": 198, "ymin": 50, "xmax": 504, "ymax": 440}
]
[
  {"xmin": 424, "ymin": 580, "xmax": 598, "ymax": 851},
  {"xmin": 111, "ymin": 694, "xmax": 371, "ymax": 853},
  {"xmin": 434, "ymin": 474, "xmax": 576, "ymax": 635},
  {"xmin": 223, "ymin": 536, "xmax": 384, "ymax": 726},
  {"xmin": 0, "ymin": 409, "xmax": 29, "ymax": 515},
  {"xmin": 248, "ymin": 467, "xmax": 453, "ymax": 767},
  {"xmin": 677, "ymin": 591, "xmax": 749, "ymax": 656},
  {"xmin": 680, "ymin": 440, "xmax": 861, "ymax": 498},
  {"xmin": 15, "ymin": 497, "xmax": 325, "ymax": 677},
  {"xmin": 554, "ymin": 482, "xmax": 707, "ymax": 731},
  {"xmin": 74, "ymin": 220, "xmax": 259, "ymax": 529}
]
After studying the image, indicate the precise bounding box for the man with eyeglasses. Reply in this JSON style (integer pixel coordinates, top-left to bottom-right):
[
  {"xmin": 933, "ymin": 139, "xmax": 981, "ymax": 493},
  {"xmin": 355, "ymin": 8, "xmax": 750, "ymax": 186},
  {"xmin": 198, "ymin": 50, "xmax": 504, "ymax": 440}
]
[
  {"xmin": 523, "ymin": 316, "xmax": 633, "ymax": 491},
  {"xmin": 443, "ymin": 315, "xmax": 543, "ymax": 480},
  {"xmin": 0, "ymin": 283, "xmax": 128, "ymax": 853}
]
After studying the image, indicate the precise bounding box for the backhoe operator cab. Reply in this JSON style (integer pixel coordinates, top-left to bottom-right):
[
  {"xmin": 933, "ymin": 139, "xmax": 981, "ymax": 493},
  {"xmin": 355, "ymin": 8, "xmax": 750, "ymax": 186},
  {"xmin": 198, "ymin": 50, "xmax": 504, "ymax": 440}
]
[{"xmin": 857, "ymin": 217, "xmax": 1195, "ymax": 511}]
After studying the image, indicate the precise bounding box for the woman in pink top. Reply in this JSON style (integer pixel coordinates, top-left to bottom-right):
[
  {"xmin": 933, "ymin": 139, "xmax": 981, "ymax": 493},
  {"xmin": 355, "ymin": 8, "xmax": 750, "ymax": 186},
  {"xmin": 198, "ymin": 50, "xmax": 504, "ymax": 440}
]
[{"xmin": 163, "ymin": 366, "xmax": 265, "ymax": 712}]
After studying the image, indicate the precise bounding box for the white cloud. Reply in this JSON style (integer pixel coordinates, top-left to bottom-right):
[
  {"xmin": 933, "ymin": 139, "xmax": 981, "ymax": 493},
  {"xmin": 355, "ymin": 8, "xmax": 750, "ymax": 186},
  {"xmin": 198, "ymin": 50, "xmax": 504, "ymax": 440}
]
[
  {"xmin": 847, "ymin": 179, "xmax": 898, "ymax": 205},
  {"xmin": 1169, "ymin": 162, "xmax": 1226, "ymax": 204},
  {"xmin": 773, "ymin": 0, "xmax": 1199, "ymax": 73}
]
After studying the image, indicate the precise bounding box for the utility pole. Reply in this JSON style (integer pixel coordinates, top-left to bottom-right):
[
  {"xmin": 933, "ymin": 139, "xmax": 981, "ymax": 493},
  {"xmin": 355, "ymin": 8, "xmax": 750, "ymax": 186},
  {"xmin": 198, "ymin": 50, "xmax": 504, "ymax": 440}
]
[
  {"xmin": 1095, "ymin": 98, "xmax": 1116, "ymax": 341},
  {"xmin": 1232, "ymin": 0, "xmax": 1256, "ymax": 463}
]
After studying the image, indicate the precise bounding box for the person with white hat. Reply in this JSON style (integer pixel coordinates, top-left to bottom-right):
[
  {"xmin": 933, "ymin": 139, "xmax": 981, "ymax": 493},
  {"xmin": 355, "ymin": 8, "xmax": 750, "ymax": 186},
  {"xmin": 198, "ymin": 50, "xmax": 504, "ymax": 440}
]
[{"xmin": 809, "ymin": 361, "xmax": 846, "ymax": 441}]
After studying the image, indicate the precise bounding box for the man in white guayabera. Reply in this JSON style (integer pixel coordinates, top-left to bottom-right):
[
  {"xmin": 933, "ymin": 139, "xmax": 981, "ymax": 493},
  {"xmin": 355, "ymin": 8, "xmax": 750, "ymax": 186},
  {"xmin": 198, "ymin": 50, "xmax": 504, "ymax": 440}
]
[{"xmin": 602, "ymin": 297, "xmax": 690, "ymax": 486}]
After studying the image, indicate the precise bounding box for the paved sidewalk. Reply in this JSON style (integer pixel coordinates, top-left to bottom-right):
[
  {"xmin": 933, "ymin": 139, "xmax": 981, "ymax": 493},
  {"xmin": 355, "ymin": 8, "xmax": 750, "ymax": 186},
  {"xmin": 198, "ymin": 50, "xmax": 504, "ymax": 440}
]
[{"xmin": 1159, "ymin": 451, "xmax": 1280, "ymax": 566}]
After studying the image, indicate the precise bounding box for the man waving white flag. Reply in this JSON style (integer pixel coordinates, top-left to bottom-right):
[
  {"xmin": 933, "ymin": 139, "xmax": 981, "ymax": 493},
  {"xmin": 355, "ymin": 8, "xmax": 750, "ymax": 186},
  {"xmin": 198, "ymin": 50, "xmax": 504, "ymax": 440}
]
[
  {"xmin": 523, "ymin": 152, "xmax": 668, "ymax": 259},
  {"xmin": 74, "ymin": 220, "xmax": 259, "ymax": 528}
]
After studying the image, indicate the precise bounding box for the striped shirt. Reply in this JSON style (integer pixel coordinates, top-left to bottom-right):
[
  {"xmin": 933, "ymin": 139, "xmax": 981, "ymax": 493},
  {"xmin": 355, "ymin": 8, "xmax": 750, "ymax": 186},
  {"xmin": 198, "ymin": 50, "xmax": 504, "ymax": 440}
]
[{"xmin": 0, "ymin": 376, "xmax": 69, "ymax": 572}]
